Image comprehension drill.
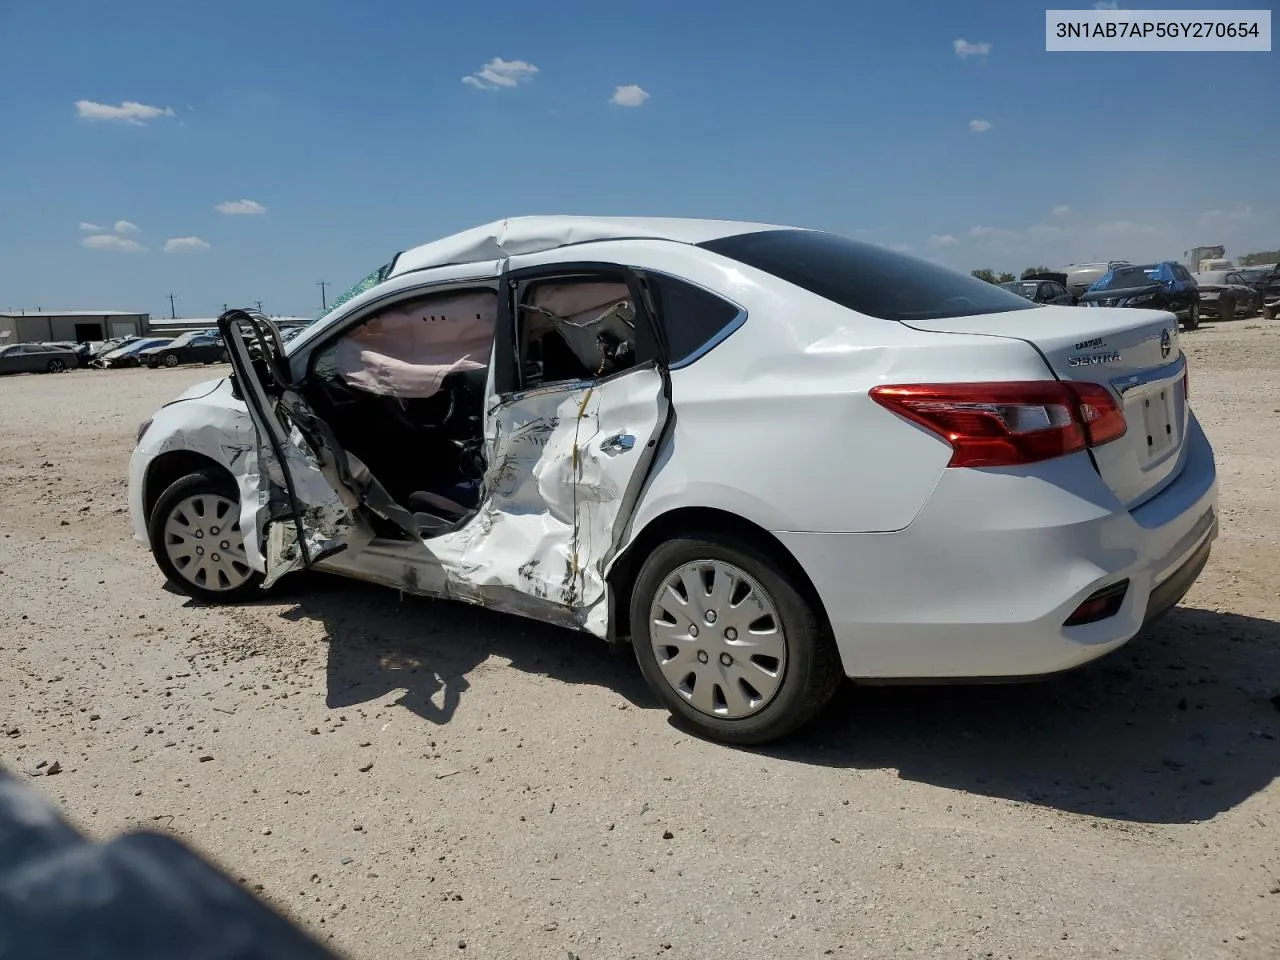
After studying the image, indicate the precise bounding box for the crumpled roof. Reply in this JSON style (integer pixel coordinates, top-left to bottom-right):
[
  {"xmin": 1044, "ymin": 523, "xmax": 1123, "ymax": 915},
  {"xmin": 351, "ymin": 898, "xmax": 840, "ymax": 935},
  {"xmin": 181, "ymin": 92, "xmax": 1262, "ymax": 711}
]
[{"xmin": 389, "ymin": 216, "xmax": 789, "ymax": 277}]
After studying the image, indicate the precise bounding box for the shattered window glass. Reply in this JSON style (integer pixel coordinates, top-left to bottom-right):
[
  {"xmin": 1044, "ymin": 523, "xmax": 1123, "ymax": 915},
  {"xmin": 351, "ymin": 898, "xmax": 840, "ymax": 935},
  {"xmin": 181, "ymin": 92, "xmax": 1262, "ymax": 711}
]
[{"xmin": 325, "ymin": 260, "xmax": 396, "ymax": 316}]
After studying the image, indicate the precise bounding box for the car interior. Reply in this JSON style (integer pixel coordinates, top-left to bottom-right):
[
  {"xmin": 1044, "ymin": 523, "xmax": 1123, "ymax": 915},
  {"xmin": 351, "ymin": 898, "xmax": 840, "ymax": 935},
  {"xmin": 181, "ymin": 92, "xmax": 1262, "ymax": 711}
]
[{"xmin": 297, "ymin": 278, "xmax": 639, "ymax": 538}]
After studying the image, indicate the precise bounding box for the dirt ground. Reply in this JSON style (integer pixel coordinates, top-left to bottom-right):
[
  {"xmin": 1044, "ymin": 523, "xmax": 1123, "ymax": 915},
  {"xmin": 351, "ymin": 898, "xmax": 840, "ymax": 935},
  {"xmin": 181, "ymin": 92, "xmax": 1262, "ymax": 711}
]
[{"xmin": 2, "ymin": 319, "xmax": 1278, "ymax": 960}]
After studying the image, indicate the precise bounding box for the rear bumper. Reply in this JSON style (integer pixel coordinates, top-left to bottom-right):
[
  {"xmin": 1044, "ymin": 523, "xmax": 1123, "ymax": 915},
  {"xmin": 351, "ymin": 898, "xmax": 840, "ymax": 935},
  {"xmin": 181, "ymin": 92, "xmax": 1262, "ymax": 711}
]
[{"xmin": 777, "ymin": 415, "xmax": 1218, "ymax": 680}]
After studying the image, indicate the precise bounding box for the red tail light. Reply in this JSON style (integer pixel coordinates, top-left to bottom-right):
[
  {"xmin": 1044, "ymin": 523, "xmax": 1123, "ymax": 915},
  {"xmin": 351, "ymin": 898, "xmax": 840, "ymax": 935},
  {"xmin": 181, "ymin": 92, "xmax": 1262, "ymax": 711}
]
[{"xmin": 870, "ymin": 381, "xmax": 1126, "ymax": 468}]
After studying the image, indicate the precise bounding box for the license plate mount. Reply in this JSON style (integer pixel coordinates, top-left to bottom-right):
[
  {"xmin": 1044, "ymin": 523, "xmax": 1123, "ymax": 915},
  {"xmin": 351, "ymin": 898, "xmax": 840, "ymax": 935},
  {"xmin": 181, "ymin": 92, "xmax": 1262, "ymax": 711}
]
[{"xmin": 1141, "ymin": 386, "xmax": 1176, "ymax": 461}]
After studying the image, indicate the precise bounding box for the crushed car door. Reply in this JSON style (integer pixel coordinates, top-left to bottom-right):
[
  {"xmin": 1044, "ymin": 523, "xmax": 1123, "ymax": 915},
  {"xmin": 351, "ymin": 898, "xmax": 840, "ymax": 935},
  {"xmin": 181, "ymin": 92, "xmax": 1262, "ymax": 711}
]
[
  {"xmin": 217, "ymin": 309, "xmax": 428, "ymax": 588},
  {"xmin": 433, "ymin": 264, "xmax": 672, "ymax": 635}
]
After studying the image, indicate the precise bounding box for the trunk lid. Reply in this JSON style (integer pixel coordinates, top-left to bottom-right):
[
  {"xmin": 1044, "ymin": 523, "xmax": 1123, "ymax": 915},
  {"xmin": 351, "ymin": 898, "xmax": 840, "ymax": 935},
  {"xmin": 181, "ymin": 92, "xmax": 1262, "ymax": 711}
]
[{"xmin": 904, "ymin": 305, "xmax": 1188, "ymax": 509}]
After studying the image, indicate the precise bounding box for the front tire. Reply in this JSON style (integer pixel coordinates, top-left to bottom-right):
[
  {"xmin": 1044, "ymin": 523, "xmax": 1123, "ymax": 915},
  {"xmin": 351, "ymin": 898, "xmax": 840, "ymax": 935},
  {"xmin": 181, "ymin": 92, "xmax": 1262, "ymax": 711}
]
[
  {"xmin": 1182, "ymin": 303, "xmax": 1200, "ymax": 330},
  {"xmin": 47, "ymin": 359, "xmax": 66, "ymax": 373},
  {"xmin": 163, "ymin": 353, "xmax": 180, "ymax": 368},
  {"xmin": 629, "ymin": 533, "xmax": 843, "ymax": 745},
  {"xmin": 148, "ymin": 469, "xmax": 263, "ymax": 603}
]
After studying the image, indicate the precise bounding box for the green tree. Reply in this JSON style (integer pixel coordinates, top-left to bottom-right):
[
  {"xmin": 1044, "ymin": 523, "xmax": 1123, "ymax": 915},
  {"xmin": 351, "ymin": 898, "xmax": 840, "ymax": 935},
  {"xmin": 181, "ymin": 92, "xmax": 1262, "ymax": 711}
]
[
  {"xmin": 996, "ymin": 271, "xmax": 1017, "ymax": 283},
  {"xmin": 1239, "ymin": 250, "xmax": 1280, "ymax": 266},
  {"xmin": 1021, "ymin": 265, "xmax": 1053, "ymax": 279},
  {"xmin": 971, "ymin": 269, "xmax": 998, "ymax": 283}
]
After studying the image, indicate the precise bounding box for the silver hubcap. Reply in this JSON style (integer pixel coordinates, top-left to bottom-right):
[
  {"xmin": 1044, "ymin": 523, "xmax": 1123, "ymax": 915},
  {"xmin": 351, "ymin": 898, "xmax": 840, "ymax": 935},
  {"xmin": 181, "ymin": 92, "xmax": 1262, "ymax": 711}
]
[
  {"xmin": 648, "ymin": 560, "xmax": 787, "ymax": 719},
  {"xmin": 163, "ymin": 493, "xmax": 251, "ymax": 591},
  {"xmin": 164, "ymin": 354, "xmax": 178, "ymax": 366}
]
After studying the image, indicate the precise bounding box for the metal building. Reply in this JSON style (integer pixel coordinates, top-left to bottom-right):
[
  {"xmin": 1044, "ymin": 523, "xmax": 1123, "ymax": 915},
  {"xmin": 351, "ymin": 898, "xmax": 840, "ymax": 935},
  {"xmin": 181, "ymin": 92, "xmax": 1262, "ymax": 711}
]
[{"xmin": 0, "ymin": 310, "xmax": 149, "ymax": 345}]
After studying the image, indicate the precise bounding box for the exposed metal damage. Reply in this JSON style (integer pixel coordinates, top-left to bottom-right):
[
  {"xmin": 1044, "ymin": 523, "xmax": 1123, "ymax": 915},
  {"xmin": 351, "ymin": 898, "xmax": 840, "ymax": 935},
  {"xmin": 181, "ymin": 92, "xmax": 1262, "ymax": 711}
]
[{"xmin": 215, "ymin": 299, "xmax": 668, "ymax": 639}]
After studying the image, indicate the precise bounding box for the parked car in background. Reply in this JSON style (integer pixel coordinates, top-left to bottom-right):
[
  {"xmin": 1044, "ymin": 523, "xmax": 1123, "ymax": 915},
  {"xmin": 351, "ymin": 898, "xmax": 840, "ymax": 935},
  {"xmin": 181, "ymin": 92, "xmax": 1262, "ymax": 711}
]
[
  {"xmin": 130, "ymin": 216, "xmax": 1217, "ymax": 745},
  {"xmin": 1080, "ymin": 261, "xmax": 1201, "ymax": 329},
  {"xmin": 139, "ymin": 331, "xmax": 228, "ymax": 368},
  {"xmin": 1237, "ymin": 264, "xmax": 1280, "ymax": 320},
  {"xmin": 0, "ymin": 342, "xmax": 79, "ymax": 375},
  {"xmin": 1192, "ymin": 270, "xmax": 1258, "ymax": 320},
  {"xmin": 76, "ymin": 336, "xmax": 137, "ymax": 368},
  {"xmin": 95, "ymin": 337, "xmax": 173, "ymax": 369},
  {"xmin": 999, "ymin": 277, "xmax": 1077, "ymax": 306},
  {"xmin": 1063, "ymin": 261, "xmax": 1130, "ymax": 299}
]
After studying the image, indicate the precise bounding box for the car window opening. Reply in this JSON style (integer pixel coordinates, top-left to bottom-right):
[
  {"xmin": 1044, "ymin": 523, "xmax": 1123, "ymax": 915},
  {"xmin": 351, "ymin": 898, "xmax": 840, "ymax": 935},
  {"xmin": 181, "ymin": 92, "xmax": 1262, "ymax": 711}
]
[
  {"xmin": 517, "ymin": 280, "xmax": 638, "ymax": 389},
  {"xmin": 307, "ymin": 289, "xmax": 498, "ymax": 538}
]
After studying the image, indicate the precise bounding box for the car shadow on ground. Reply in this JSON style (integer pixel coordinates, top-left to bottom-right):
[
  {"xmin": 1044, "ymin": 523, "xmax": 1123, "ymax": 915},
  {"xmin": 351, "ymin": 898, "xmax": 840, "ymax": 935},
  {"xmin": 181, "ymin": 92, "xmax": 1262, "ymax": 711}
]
[
  {"xmin": 247, "ymin": 575, "xmax": 1277, "ymax": 826},
  {"xmin": 269, "ymin": 574, "xmax": 658, "ymax": 723},
  {"xmin": 766, "ymin": 607, "xmax": 1280, "ymax": 825}
]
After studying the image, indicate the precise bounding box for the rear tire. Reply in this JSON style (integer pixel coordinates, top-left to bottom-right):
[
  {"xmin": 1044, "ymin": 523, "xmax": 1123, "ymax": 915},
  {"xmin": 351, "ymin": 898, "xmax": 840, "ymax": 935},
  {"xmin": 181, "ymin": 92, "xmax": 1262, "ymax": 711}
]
[
  {"xmin": 629, "ymin": 532, "xmax": 843, "ymax": 745},
  {"xmin": 1182, "ymin": 303, "xmax": 1200, "ymax": 331},
  {"xmin": 1264, "ymin": 305, "xmax": 1277, "ymax": 322},
  {"xmin": 1219, "ymin": 297, "xmax": 1234, "ymax": 322},
  {"xmin": 148, "ymin": 469, "xmax": 264, "ymax": 603},
  {"xmin": 47, "ymin": 359, "xmax": 66, "ymax": 373}
]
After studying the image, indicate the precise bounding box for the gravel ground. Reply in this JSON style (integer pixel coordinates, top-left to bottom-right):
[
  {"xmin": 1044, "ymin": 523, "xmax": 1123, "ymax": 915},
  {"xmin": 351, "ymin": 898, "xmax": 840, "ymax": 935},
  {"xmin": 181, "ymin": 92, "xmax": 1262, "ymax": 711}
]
[{"xmin": 2, "ymin": 320, "xmax": 1279, "ymax": 959}]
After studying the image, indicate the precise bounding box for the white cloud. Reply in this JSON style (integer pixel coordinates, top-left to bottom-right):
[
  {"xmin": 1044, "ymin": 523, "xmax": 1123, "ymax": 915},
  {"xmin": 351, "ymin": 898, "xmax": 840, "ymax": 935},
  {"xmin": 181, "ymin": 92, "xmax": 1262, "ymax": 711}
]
[
  {"xmin": 953, "ymin": 38, "xmax": 992, "ymax": 58},
  {"xmin": 1093, "ymin": 1, "xmax": 1121, "ymax": 9},
  {"xmin": 215, "ymin": 198, "xmax": 267, "ymax": 215},
  {"xmin": 462, "ymin": 57, "xmax": 539, "ymax": 90},
  {"xmin": 75, "ymin": 99, "xmax": 175, "ymax": 125},
  {"xmin": 1097, "ymin": 219, "xmax": 1160, "ymax": 236},
  {"xmin": 114, "ymin": 220, "xmax": 139, "ymax": 234},
  {"xmin": 928, "ymin": 234, "xmax": 959, "ymax": 247},
  {"xmin": 889, "ymin": 242, "xmax": 914, "ymax": 253},
  {"xmin": 78, "ymin": 221, "xmax": 102, "ymax": 232},
  {"xmin": 82, "ymin": 234, "xmax": 146, "ymax": 252},
  {"xmin": 1200, "ymin": 204, "xmax": 1253, "ymax": 223},
  {"xmin": 610, "ymin": 84, "xmax": 650, "ymax": 108},
  {"xmin": 969, "ymin": 119, "xmax": 992, "ymax": 133},
  {"xmin": 1051, "ymin": 204, "xmax": 1071, "ymax": 216},
  {"xmin": 164, "ymin": 236, "xmax": 211, "ymax": 253},
  {"xmin": 969, "ymin": 225, "xmax": 997, "ymax": 238}
]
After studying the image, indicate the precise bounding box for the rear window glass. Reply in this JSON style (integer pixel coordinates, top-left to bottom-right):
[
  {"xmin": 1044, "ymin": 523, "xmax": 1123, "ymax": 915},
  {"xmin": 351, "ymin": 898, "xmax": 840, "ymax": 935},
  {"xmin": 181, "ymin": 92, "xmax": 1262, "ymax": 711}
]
[
  {"xmin": 643, "ymin": 273, "xmax": 742, "ymax": 364},
  {"xmin": 699, "ymin": 229, "xmax": 1035, "ymax": 322}
]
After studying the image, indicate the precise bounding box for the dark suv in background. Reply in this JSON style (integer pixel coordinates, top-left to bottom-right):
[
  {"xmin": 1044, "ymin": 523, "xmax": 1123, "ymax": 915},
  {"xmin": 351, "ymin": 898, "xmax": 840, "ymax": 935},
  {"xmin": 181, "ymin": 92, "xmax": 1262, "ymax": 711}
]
[{"xmin": 1079, "ymin": 261, "xmax": 1201, "ymax": 329}]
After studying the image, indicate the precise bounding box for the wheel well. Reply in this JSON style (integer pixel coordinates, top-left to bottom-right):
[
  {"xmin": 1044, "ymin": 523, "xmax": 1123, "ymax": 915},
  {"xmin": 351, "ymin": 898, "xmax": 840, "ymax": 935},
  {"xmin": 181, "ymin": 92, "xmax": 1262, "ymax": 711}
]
[
  {"xmin": 143, "ymin": 450, "xmax": 236, "ymax": 523},
  {"xmin": 605, "ymin": 506, "xmax": 832, "ymax": 643}
]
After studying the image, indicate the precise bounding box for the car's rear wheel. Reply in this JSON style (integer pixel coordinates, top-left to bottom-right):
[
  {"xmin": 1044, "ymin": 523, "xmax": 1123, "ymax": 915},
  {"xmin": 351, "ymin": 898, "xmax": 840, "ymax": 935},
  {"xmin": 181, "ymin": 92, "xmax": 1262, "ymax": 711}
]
[
  {"xmin": 47, "ymin": 359, "xmax": 66, "ymax": 373},
  {"xmin": 163, "ymin": 353, "xmax": 180, "ymax": 368},
  {"xmin": 1264, "ymin": 305, "xmax": 1276, "ymax": 322},
  {"xmin": 629, "ymin": 534, "xmax": 843, "ymax": 745},
  {"xmin": 148, "ymin": 469, "xmax": 263, "ymax": 603},
  {"xmin": 1183, "ymin": 303, "xmax": 1200, "ymax": 330}
]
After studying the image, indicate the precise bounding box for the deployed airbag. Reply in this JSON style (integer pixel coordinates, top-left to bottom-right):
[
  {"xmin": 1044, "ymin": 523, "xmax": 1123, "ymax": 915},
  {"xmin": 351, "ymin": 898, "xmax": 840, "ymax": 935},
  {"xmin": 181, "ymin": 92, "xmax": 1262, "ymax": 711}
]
[{"xmin": 330, "ymin": 291, "xmax": 496, "ymax": 399}]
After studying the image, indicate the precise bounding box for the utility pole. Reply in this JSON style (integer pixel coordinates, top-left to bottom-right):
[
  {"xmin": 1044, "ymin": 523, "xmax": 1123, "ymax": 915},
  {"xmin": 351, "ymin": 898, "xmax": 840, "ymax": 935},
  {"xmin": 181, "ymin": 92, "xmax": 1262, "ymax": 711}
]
[
  {"xmin": 317, "ymin": 280, "xmax": 329, "ymax": 311},
  {"xmin": 254, "ymin": 300, "xmax": 263, "ymax": 313},
  {"xmin": 167, "ymin": 293, "xmax": 177, "ymax": 319}
]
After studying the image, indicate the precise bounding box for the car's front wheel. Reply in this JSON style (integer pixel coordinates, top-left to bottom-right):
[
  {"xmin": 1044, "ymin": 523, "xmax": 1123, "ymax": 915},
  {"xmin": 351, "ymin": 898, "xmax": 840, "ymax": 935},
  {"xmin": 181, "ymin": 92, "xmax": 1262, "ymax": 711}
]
[
  {"xmin": 629, "ymin": 533, "xmax": 843, "ymax": 745},
  {"xmin": 46, "ymin": 359, "xmax": 66, "ymax": 373},
  {"xmin": 163, "ymin": 353, "xmax": 180, "ymax": 368},
  {"xmin": 148, "ymin": 469, "xmax": 263, "ymax": 603}
]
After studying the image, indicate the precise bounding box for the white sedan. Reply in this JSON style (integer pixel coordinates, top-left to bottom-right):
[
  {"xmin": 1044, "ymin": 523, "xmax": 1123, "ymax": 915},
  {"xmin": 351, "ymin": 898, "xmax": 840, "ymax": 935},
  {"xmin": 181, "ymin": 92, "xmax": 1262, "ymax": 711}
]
[{"xmin": 129, "ymin": 217, "xmax": 1218, "ymax": 744}]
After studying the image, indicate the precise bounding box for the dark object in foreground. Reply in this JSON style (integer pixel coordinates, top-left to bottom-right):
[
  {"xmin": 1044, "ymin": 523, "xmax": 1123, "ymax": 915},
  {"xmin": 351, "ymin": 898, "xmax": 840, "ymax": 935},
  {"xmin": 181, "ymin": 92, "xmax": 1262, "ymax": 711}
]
[{"xmin": 0, "ymin": 768, "xmax": 341, "ymax": 959}]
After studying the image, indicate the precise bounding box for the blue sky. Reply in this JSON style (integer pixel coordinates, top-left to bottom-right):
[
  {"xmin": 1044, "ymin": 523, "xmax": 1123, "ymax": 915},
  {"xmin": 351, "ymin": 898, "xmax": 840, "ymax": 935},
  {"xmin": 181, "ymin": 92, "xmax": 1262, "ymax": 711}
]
[{"xmin": 1, "ymin": 0, "xmax": 1276, "ymax": 318}]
